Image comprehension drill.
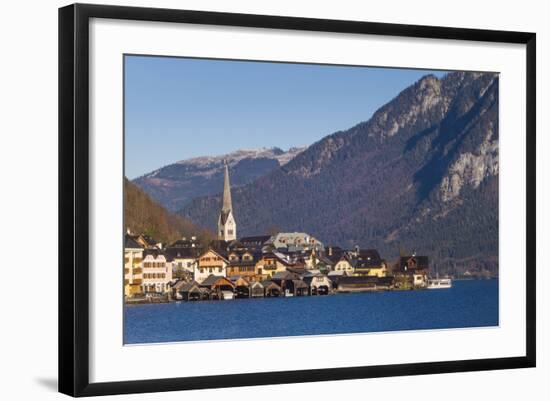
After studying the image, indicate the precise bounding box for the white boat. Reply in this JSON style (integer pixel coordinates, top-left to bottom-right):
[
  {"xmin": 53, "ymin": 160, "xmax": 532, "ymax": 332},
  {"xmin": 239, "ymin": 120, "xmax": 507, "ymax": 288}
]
[
  {"xmin": 427, "ymin": 278, "xmax": 452, "ymax": 289},
  {"xmin": 221, "ymin": 290, "xmax": 234, "ymax": 300}
]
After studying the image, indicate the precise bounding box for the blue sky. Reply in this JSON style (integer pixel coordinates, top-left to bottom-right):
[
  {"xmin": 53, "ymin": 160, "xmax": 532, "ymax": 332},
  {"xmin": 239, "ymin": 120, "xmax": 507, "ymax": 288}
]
[{"xmin": 125, "ymin": 55, "xmax": 448, "ymax": 179}]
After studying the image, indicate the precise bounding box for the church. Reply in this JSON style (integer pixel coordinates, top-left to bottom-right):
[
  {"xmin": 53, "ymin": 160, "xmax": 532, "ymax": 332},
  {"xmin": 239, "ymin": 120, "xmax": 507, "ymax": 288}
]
[{"xmin": 217, "ymin": 160, "xmax": 237, "ymax": 241}]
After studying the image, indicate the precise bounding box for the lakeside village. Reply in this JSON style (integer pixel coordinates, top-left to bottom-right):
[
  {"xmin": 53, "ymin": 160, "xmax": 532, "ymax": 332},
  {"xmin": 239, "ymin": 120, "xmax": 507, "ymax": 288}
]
[{"xmin": 125, "ymin": 163, "xmax": 451, "ymax": 303}]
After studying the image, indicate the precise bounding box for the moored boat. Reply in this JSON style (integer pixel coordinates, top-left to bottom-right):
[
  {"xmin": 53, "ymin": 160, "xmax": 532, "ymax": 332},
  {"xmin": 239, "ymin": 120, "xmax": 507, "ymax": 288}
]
[{"xmin": 427, "ymin": 278, "xmax": 452, "ymax": 289}]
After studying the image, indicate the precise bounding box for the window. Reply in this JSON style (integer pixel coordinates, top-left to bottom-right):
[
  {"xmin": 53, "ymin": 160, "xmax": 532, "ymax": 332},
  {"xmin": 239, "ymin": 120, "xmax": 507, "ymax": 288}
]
[{"xmin": 228, "ymin": 229, "xmax": 233, "ymax": 235}]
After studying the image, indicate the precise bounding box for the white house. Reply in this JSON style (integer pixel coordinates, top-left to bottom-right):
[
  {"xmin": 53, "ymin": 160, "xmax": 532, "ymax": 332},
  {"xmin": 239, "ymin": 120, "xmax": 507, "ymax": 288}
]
[
  {"xmin": 141, "ymin": 250, "xmax": 173, "ymax": 294},
  {"xmin": 195, "ymin": 248, "xmax": 228, "ymax": 283}
]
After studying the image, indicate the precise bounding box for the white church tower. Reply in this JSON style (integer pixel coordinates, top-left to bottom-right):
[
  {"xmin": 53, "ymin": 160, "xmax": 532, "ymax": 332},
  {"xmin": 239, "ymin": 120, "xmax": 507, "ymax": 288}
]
[{"xmin": 217, "ymin": 160, "xmax": 237, "ymax": 241}]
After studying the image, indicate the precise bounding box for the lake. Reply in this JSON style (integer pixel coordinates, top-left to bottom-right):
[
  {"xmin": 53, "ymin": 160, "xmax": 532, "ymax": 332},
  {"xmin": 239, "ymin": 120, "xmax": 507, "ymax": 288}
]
[{"xmin": 124, "ymin": 279, "xmax": 498, "ymax": 344}]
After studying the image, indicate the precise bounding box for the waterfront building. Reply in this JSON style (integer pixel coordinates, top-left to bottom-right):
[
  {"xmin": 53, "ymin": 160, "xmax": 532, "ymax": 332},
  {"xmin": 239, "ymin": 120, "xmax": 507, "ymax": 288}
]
[
  {"xmin": 249, "ymin": 281, "xmax": 265, "ymax": 297},
  {"xmin": 173, "ymin": 280, "xmax": 207, "ymax": 301},
  {"xmin": 232, "ymin": 276, "xmax": 252, "ymax": 298},
  {"xmin": 261, "ymin": 280, "xmax": 282, "ymax": 297},
  {"xmin": 217, "ymin": 160, "xmax": 237, "ymax": 241},
  {"xmin": 226, "ymin": 249, "xmax": 260, "ymax": 279},
  {"xmin": 141, "ymin": 249, "xmax": 173, "ymax": 294},
  {"xmin": 195, "ymin": 248, "xmax": 229, "ymax": 283},
  {"xmin": 325, "ymin": 247, "xmax": 354, "ymax": 274},
  {"xmin": 199, "ymin": 275, "xmax": 235, "ymax": 299},
  {"xmin": 303, "ymin": 272, "xmax": 332, "ymax": 295},
  {"xmin": 255, "ymin": 252, "xmax": 292, "ymax": 279},
  {"xmin": 124, "ymin": 234, "xmax": 144, "ymax": 297},
  {"xmin": 271, "ymin": 271, "xmax": 309, "ymax": 296},
  {"xmin": 335, "ymin": 275, "xmax": 394, "ymax": 292},
  {"xmin": 394, "ymin": 255, "xmax": 429, "ymax": 288},
  {"xmin": 353, "ymin": 249, "xmax": 387, "ymax": 277}
]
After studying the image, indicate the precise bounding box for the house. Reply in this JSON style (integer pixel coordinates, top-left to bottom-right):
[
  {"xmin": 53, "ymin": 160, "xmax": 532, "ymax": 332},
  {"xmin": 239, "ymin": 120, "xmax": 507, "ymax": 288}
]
[
  {"xmin": 353, "ymin": 249, "xmax": 387, "ymax": 277},
  {"xmin": 303, "ymin": 273, "xmax": 332, "ymax": 295},
  {"xmin": 395, "ymin": 255, "xmax": 429, "ymax": 288},
  {"xmin": 399, "ymin": 255, "xmax": 429, "ymax": 273},
  {"xmin": 195, "ymin": 248, "xmax": 229, "ymax": 283},
  {"xmin": 127, "ymin": 231, "xmax": 162, "ymax": 249},
  {"xmin": 315, "ymin": 253, "xmax": 334, "ymax": 273},
  {"xmin": 141, "ymin": 248, "xmax": 173, "ymax": 294},
  {"xmin": 267, "ymin": 232, "xmax": 324, "ymax": 252},
  {"xmin": 226, "ymin": 249, "xmax": 260, "ymax": 279},
  {"xmin": 255, "ymin": 252, "xmax": 292, "ymax": 279},
  {"xmin": 238, "ymin": 235, "xmax": 272, "ymax": 251},
  {"xmin": 164, "ymin": 245, "xmax": 200, "ymax": 277},
  {"xmin": 124, "ymin": 234, "xmax": 144, "ymax": 298},
  {"xmin": 326, "ymin": 247, "xmax": 354, "ymax": 275}
]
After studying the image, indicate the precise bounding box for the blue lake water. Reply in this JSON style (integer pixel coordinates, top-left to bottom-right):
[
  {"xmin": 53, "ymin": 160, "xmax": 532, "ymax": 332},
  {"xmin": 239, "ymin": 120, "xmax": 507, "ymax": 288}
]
[{"xmin": 124, "ymin": 279, "xmax": 498, "ymax": 344}]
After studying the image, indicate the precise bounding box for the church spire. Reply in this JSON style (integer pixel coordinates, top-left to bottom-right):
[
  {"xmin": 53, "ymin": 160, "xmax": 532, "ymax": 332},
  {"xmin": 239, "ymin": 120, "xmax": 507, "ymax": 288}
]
[
  {"xmin": 222, "ymin": 159, "xmax": 232, "ymax": 212},
  {"xmin": 218, "ymin": 159, "xmax": 236, "ymax": 241}
]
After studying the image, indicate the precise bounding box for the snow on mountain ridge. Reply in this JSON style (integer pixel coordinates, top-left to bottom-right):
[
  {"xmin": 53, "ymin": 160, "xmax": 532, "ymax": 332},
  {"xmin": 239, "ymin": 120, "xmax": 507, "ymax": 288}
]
[{"xmin": 173, "ymin": 146, "xmax": 306, "ymax": 169}]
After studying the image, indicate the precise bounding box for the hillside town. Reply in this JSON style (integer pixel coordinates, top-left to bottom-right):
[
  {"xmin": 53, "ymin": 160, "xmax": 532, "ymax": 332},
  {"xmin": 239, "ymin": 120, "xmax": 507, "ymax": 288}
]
[{"xmin": 124, "ymin": 162, "xmax": 433, "ymax": 303}]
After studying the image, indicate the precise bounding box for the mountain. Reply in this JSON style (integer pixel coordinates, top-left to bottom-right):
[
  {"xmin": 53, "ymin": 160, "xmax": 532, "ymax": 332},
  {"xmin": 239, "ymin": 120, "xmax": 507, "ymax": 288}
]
[
  {"xmin": 133, "ymin": 147, "xmax": 306, "ymax": 212},
  {"xmin": 180, "ymin": 72, "xmax": 499, "ymax": 276},
  {"xmin": 124, "ymin": 178, "xmax": 213, "ymax": 244}
]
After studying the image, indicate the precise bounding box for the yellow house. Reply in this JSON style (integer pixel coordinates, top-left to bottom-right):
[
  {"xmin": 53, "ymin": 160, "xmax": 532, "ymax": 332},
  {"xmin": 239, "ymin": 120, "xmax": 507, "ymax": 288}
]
[
  {"xmin": 332, "ymin": 254, "xmax": 354, "ymax": 274},
  {"xmin": 366, "ymin": 261, "xmax": 388, "ymax": 277},
  {"xmin": 124, "ymin": 234, "xmax": 144, "ymax": 297},
  {"xmin": 353, "ymin": 249, "xmax": 388, "ymax": 277},
  {"xmin": 255, "ymin": 252, "xmax": 290, "ymax": 279}
]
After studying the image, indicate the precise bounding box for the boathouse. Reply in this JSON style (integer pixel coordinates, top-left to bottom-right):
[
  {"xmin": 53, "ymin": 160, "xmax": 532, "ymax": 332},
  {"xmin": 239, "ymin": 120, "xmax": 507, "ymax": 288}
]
[
  {"xmin": 261, "ymin": 280, "xmax": 281, "ymax": 297},
  {"xmin": 232, "ymin": 276, "xmax": 251, "ymax": 298},
  {"xmin": 174, "ymin": 280, "xmax": 205, "ymax": 301},
  {"xmin": 303, "ymin": 273, "xmax": 332, "ymax": 295},
  {"xmin": 250, "ymin": 281, "xmax": 265, "ymax": 298},
  {"xmin": 199, "ymin": 275, "xmax": 235, "ymax": 299},
  {"xmin": 336, "ymin": 276, "xmax": 394, "ymax": 292},
  {"xmin": 271, "ymin": 271, "xmax": 309, "ymax": 296}
]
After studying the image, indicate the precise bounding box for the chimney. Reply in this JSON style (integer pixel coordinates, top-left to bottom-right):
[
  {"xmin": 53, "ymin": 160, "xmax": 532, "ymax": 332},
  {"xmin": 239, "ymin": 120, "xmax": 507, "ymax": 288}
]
[
  {"xmin": 355, "ymin": 245, "xmax": 359, "ymax": 256},
  {"xmin": 328, "ymin": 247, "xmax": 333, "ymax": 256}
]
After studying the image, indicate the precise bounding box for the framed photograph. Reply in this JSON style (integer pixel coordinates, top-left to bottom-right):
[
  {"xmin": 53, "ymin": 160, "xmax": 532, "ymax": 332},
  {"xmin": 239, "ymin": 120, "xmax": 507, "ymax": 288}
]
[{"xmin": 59, "ymin": 3, "xmax": 536, "ymax": 397}]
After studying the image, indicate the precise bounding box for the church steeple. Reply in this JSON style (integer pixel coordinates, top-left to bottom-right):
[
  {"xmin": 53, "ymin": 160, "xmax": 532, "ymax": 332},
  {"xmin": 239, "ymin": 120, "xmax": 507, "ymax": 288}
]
[
  {"xmin": 222, "ymin": 160, "xmax": 232, "ymax": 213},
  {"xmin": 218, "ymin": 160, "xmax": 237, "ymax": 241}
]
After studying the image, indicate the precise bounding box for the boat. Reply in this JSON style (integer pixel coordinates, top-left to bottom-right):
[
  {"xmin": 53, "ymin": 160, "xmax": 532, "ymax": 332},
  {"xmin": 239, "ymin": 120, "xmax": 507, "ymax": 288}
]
[
  {"xmin": 427, "ymin": 278, "xmax": 452, "ymax": 289},
  {"xmin": 220, "ymin": 290, "xmax": 234, "ymax": 300}
]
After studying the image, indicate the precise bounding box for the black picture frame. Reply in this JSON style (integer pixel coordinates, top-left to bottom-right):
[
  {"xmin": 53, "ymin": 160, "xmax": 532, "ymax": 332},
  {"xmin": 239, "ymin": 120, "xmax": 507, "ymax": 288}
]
[{"xmin": 59, "ymin": 3, "xmax": 536, "ymax": 397}]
